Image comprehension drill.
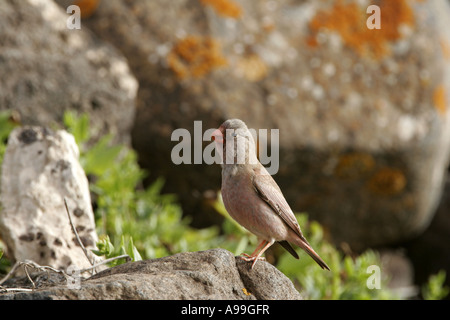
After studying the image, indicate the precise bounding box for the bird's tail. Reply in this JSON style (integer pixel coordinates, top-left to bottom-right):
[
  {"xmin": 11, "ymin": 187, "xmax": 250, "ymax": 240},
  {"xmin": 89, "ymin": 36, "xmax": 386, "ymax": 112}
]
[{"xmin": 293, "ymin": 237, "xmax": 331, "ymax": 271}]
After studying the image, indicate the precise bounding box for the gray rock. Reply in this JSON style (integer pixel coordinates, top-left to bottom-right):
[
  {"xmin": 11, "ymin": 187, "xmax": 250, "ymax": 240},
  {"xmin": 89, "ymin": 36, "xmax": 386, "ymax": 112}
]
[
  {"xmin": 0, "ymin": 127, "xmax": 98, "ymax": 272},
  {"xmin": 0, "ymin": 249, "xmax": 303, "ymax": 300},
  {"xmin": 0, "ymin": 0, "xmax": 138, "ymax": 145},
  {"xmin": 76, "ymin": 0, "xmax": 450, "ymax": 249},
  {"xmin": 405, "ymin": 176, "xmax": 450, "ymax": 290}
]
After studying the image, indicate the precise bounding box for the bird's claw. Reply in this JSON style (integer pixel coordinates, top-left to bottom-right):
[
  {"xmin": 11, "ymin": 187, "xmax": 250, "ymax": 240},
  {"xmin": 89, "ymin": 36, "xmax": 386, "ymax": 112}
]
[
  {"xmin": 240, "ymin": 253, "xmax": 266, "ymax": 269},
  {"xmin": 240, "ymin": 253, "xmax": 266, "ymax": 261}
]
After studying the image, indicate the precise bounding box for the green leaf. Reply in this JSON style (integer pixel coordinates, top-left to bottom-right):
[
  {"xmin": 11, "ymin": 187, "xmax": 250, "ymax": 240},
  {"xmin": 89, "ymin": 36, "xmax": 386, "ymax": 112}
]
[
  {"xmin": 63, "ymin": 111, "xmax": 90, "ymax": 147},
  {"xmin": 422, "ymin": 270, "xmax": 450, "ymax": 300},
  {"xmin": 81, "ymin": 135, "xmax": 123, "ymax": 176},
  {"xmin": 234, "ymin": 236, "xmax": 250, "ymax": 256},
  {"xmin": 128, "ymin": 237, "xmax": 142, "ymax": 262},
  {"xmin": 119, "ymin": 235, "xmax": 127, "ymax": 256},
  {"xmin": 93, "ymin": 235, "xmax": 115, "ymax": 257},
  {"xmin": 0, "ymin": 111, "xmax": 18, "ymax": 165},
  {"xmin": 0, "ymin": 111, "xmax": 17, "ymax": 141}
]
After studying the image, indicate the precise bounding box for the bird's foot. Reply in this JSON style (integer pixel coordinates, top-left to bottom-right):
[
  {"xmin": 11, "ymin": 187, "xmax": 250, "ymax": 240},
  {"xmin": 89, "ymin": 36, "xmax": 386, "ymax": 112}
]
[
  {"xmin": 239, "ymin": 253, "xmax": 265, "ymax": 268},
  {"xmin": 240, "ymin": 253, "xmax": 266, "ymax": 261}
]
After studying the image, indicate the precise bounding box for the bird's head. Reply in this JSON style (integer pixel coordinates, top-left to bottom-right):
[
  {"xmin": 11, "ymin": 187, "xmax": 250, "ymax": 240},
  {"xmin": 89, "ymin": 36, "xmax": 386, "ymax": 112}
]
[{"xmin": 212, "ymin": 119, "xmax": 258, "ymax": 167}]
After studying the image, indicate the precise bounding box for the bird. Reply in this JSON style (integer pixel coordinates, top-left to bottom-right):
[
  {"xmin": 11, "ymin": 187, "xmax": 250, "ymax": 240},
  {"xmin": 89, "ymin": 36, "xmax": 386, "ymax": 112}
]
[{"xmin": 212, "ymin": 119, "xmax": 330, "ymax": 270}]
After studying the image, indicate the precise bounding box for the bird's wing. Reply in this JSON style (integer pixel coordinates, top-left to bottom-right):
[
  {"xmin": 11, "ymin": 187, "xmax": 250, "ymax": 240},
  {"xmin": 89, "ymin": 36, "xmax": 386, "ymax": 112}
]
[
  {"xmin": 252, "ymin": 166, "xmax": 331, "ymax": 271},
  {"xmin": 252, "ymin": 166, "xmax": 307, "ymax": 242}
]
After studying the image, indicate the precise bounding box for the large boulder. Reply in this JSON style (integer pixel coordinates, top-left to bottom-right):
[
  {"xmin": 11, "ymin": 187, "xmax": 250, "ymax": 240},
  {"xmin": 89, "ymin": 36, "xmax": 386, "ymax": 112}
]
[
  {"xmin": 0, "ymin": 127, "xmax": 98, "ymax": 271},
  {"xmin": 404, "ymin": 177, "xmax": 450, "ymax": 290},
  {"xmin": 0, "ymin": 249, "xmax": 302, "ymax": 300},
  {"xmin": 0, "ymin": 0, "xmax": 138, "ymax": 144},
  {"xmin": 61, "ymin": 0, "xmax": 450, "ymax": 249}
]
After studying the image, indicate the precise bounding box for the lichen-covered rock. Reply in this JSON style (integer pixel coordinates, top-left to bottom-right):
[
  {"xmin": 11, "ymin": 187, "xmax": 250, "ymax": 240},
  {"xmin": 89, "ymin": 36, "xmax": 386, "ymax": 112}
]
[
  {"xmin": 0, "ymin": 249, "xmax": 303, "ymax": 300},
  {"xmin": 67, "ymin": 0, "xmax": 450, "ymax": 249},
  {"xmin": 0, "ymin": 0, "xmax": 138, "ymax": 145},
  {"xmin": 0, "ymin": 127, "xmax": 98, "ymax": 271}
]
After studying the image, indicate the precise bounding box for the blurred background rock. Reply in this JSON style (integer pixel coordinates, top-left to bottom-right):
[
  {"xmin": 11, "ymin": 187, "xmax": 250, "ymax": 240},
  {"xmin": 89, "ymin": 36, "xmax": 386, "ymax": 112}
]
[
  {"xmin": 0, "ymin": 0, "xmax": 138, "ymax": 145},
  {"xmin": 1, "ymin": 0, "xmax": 450, "ymax": 294}
]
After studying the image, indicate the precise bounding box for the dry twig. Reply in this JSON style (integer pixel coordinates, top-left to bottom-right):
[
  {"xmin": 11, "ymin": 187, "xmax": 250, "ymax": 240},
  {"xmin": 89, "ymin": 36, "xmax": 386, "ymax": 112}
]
[
  {"xmin": 64, "ymin": 197, "xmax": 95, "ymax": 267},
  {"xmin": 0, "ymin": 200, "xmax": 132, "ymax": 294}
]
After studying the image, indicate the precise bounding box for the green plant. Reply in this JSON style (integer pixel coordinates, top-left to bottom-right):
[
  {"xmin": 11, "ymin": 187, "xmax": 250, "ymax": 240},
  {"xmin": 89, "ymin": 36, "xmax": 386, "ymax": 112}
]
[
  {"xmin": 422, "ymin": 270, "xmax": 449, "ymax": 300},
  {"xmin": 0, "ymin": 245, "xmax": 8, "ymax": 276},
  {"xmin": 0, "ymin": 111, "xmax": 17, "ymax": 274},
  {"xmin": 275, "ymin": 215, "xmax": 398, "ymax": 299},
  {"xmin": 93, "ymin": 235, "xmax": 141, "ymax": 266},
  {"xmin": 0, "ymin": 248, "xmax": 3, "ymax": 274},
  {"xmin": 0, "ymin": 111, "xmax": 17, "ymax": 168},
  {"xmin": 62, "ymin": 112, "xmax": 90, "ymax": 147},
  {"xmin": 63, "ymin": 111, "xmax": 221, "ymax": 263}
]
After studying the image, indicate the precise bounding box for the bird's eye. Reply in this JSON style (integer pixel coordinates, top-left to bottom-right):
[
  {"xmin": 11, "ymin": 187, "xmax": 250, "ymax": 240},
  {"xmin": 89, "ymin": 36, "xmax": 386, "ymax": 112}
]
[{"xmin": 231, "ymin": 132, "xmax": 238, "ymax": 137}]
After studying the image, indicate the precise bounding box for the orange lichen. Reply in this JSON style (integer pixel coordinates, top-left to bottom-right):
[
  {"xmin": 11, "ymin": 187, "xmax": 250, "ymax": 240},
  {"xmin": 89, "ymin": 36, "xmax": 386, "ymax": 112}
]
[
  {"xmin": 167, "ymin": 36, "xmax": 228, "ymax": 79},
  {"xmin": 307, "ymin": 0, "xmax": 416, "ymax": 59},
  {"xmin": 242, "ymin": 288, "xmax": 252, "ymax": 296},
  {"xmin": 367, "ymin": 167, "xmax": 407, "ymax": 196},
  {"xmin": 433, "ymin": 85, "xmax": 447, "ymax": 115},
  {"xmin": 236, "ymin": 54, "xmax": 268, "ymax": 82},
  {"xmin": 200, "ymin": 0, "xmax": 242, "ymax": 19},
  {"xmin": 74, "ymin": 0, "xmax": 100, "ymax": 19},
  {"xmin": 262, "ymin": 22, "xmax": 276, "ymax": 33},
  {"xmin": 334, "ymin": 152, "xmax": 375, "ymax": 179},
  {"xmin": 305, "ymin": 35, "xmax": 319, "ymax": 48}
]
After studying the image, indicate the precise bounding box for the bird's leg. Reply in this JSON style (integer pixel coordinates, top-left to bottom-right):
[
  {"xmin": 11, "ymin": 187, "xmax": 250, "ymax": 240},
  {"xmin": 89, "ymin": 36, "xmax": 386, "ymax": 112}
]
[
  {"xmin": 240, "ymin": 239, "xmax": 275, "ymax": 269},
  {"xmin": 241, "ymin": 239, "xmax": 267, "ymax": 260}
]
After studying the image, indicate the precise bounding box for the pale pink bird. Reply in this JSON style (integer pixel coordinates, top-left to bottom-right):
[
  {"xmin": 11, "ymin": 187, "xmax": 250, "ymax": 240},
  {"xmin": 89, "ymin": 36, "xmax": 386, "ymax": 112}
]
[{"xmin": 212, "ymin": 119, "xmax": 330, "ymax": 270}]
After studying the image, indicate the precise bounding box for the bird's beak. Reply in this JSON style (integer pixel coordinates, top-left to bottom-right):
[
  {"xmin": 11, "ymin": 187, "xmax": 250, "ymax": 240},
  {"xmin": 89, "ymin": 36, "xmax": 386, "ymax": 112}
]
[{"xmin": 211, "ymin": 128, "xmax": 223, "ymax": 144}]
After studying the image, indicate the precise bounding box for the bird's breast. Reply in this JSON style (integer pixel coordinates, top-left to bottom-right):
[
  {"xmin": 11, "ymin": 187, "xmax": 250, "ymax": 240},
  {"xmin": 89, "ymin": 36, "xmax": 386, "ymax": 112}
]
[{"xmin": 221, "ymin": 171, "xmax": 289, "ymax": 240}]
